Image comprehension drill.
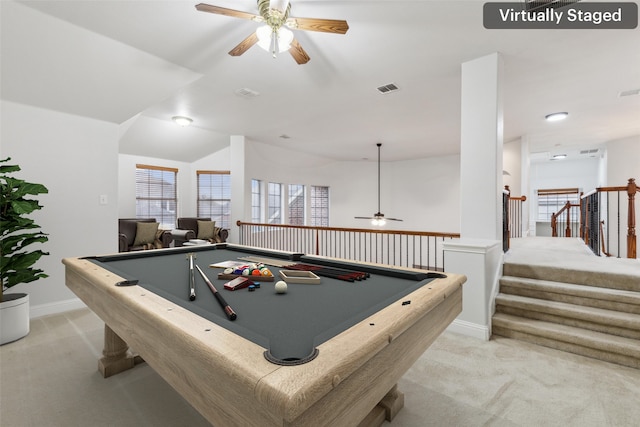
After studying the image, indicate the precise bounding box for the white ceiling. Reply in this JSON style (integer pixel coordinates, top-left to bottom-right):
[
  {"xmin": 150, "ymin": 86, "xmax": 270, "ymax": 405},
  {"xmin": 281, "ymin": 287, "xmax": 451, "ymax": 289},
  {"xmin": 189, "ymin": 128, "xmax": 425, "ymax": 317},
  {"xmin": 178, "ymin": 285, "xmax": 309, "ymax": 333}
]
[{"xmin": 2, "ymin": 0, "xmax": 639, "ymax": 162}]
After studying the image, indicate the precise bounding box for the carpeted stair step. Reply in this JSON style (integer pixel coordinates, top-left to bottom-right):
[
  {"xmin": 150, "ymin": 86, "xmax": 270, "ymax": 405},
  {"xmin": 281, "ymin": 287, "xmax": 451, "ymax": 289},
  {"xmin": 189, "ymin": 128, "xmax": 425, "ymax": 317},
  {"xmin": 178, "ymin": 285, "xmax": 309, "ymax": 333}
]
[
  {"xmin": 499, "ymin": 276, "xmax": 640, "ymax": 314},
  {"xmin": 495, "ymin": 293, "xmax": 640, "ymax": 339},
  {"xmin": 492, "ymin": 313, "xmax": 640, "ymax": 369},
  {"xmin": 502, "ymin": 262, "xmax": 639, "ymax": 292}
]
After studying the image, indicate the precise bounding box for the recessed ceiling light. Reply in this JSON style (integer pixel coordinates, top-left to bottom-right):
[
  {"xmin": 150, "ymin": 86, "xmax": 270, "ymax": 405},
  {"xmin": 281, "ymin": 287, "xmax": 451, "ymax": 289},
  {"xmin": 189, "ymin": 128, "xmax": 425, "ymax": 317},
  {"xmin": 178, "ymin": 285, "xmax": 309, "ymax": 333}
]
[
  {"xmin": 552, "ymin": 154, "xmax": 567, "ymax": 160},
  {"xmin": 172, "ymin": 116, "xmax": 193, "ymax": 126},
  {"xmin": 545, "ymin": 112, "xmax": 568, "ymax": 122}
]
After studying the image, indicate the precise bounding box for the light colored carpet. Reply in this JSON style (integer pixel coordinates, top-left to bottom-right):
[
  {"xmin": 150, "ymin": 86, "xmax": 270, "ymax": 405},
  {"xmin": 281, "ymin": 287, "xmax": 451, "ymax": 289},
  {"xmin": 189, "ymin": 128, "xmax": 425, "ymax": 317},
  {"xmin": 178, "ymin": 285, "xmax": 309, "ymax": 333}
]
[{"xmin": 2, "ymin": 307, "xmax": 640, "ymax": 426}]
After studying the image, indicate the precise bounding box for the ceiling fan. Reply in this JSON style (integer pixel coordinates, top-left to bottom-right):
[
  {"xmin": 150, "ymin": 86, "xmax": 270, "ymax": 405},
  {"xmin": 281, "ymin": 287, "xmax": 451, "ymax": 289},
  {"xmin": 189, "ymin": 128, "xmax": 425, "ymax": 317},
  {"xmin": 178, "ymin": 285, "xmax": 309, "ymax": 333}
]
[
  {"xmin": 355, "ymin": 143, "xmax": 403, "ymax": 226},
  {"xmin": 195, "ymin": 1, "xmax": 349, "ymax": 64}
]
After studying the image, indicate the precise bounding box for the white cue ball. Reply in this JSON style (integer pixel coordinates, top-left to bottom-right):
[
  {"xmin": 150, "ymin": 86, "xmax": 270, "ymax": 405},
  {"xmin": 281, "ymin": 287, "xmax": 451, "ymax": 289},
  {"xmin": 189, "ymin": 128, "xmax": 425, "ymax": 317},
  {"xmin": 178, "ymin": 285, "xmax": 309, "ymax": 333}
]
[{"xmin": 274, "ymin": 281, "xmax": 288, "ymax": 294}]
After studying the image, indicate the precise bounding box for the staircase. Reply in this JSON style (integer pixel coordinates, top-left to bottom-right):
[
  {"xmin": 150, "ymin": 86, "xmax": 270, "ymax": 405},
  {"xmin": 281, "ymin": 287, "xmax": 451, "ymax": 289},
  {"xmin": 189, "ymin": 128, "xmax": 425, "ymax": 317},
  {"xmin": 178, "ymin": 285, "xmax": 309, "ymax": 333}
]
[{"xmin": 493, "ymin": 242, "xmax": 640, "ymax": 369}]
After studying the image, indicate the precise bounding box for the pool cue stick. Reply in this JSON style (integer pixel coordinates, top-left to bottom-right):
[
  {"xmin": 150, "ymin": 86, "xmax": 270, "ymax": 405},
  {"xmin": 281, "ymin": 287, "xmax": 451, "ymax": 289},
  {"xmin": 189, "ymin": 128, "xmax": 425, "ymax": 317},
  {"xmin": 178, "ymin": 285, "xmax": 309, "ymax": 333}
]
[
  {"xmin": 288, "ymin": 263, "xmax": 362, "ymax": 282},
  {"xmin": 195, "ymin": 264, "xmax": 237, "ymax": 321},
  {"xmin": 187, "ymin": 253, "xmax": 196, "ymax": 301}
]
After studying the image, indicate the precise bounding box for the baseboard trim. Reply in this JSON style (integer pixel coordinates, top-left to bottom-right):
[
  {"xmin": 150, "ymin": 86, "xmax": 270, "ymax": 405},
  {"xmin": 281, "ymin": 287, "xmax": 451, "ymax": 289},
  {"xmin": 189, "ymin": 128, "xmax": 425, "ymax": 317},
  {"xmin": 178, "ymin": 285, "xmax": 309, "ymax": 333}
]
[
  {"xmin": 447, "ymin": 318, "xmax": 490, "ymax": 341},
  {"xmin": 30, "ymin": 298, "xmax": 87, "ymax": 319}
]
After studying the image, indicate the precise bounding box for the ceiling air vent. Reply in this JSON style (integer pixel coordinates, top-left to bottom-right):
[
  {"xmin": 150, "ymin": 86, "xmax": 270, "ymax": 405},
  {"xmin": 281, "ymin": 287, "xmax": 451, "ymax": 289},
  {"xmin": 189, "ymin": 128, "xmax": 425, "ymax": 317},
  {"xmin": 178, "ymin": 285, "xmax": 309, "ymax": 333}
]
[
  {"xmin": 619, "ymin": 88, "xmax": 640, "ymax": 97},
  {"xmin": 235, "ymin": 87, "xmax": 260, "ymax": 99},
  {"xmin": 377, "ymin": 83, "xmax": 399, "ymax": 94},
  {"xmin": 579, "ymin": 149, "xmax": 599, "ymax": 155}
]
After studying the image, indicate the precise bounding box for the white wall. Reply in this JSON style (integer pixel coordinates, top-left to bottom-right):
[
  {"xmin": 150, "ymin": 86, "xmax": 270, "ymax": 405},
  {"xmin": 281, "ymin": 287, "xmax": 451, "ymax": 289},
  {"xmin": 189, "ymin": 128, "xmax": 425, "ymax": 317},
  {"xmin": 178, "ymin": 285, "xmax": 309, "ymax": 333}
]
[
  {"xmin": 1, "ymin": 101, "xmax": 119, "ymax": 316},
  {"xmin": 242, "ymin": 141, "xmax": 461, "ymax": 234},
  {"xmin": 503, "ymin": 139, "xmax": 522, "ymax": 196},
  {"xmin": 607, "ymin": 135, "xmax": 640, "ymax": 186},
  {"xmin": 603, "ymin": 135, "xmax": 640, "ymax": 258}
]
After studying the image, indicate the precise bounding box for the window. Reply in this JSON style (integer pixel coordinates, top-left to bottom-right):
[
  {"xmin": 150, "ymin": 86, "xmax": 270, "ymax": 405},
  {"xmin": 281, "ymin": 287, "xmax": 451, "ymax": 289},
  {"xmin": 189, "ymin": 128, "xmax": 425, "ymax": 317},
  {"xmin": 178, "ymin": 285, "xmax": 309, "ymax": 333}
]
[
  {"xmin": 268, "ymin": 182, "xmax": 282, "ymax": 224},
  {"xmin": 310, "ymin": 186, "xmax": 329, "ymax": 226},
  {"xmin": 288, "ymin": 184, "xmax": 305, "ymax": 225},
  {"xmin": 197, "ymin": 171, "xmax": 231, "ymax": 229},
  {"xmin": 537, "ymin": 188, "xmax": 580, "ymax": 222},
  {"xmin": 136, "ymin": 164, "xmax": 177, "ymax": 229},
  {"xmin": 251, "ymin": 179, "xmax": 262, "ymax": 223}
]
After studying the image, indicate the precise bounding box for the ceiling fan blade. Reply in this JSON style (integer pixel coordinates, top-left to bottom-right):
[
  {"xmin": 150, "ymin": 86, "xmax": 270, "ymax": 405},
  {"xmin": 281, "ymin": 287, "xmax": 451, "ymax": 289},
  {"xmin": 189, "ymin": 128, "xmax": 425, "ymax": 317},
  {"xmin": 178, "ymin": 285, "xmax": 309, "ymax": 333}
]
[
  {"xmin": 195, "ymin": 3, "xmax": 263, "ymax": 22},
  {"xmin": 385, "ymin": 218, "xmax": 404, "ymax": 222},
  {"xmin": 228, "ymin": 32, "xmax": 259, "ymax": 56},
  {"xmin": 354, "ymin": 216, "xmax": 374, "ymax": 220},
  {"xmin": 289, "ymin": 38, "xmax": 310, "ymax": 64},
  {"xmin": 286, "ymin": 17, "xmax": 349, "ymax": 34}
]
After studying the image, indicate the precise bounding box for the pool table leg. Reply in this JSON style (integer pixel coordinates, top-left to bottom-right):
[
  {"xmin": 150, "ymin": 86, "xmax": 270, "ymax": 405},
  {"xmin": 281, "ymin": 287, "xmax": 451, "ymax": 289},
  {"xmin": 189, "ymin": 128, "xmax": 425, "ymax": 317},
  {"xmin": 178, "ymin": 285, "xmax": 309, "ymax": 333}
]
[
  {"xmin": 98, "ymin": 324, "xmax": 143, "ymax": 378},
  {"xmin": 379, "ymin": 384, "xmax": 405, "ymax": 421},
  {"xmin": 357, "ymin": 384, "xmax": 405, "ymax": 427}
]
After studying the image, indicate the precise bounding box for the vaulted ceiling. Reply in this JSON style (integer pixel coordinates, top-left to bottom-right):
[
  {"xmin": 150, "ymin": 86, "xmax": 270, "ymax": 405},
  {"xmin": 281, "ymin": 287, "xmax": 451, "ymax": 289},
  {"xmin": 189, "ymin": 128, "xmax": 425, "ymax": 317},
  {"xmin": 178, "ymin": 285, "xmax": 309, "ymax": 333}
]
[{"xmin": 2, "ymin": 0, "xmax": 639, "ymax": 162}]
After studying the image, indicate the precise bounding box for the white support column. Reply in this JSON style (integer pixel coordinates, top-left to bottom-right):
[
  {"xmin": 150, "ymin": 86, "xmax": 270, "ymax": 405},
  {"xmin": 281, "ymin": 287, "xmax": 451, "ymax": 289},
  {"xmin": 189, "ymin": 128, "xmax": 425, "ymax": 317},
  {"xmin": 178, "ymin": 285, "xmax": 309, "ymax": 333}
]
[
  {"xmin": 460, "ymin": 52, "xmax": 503, "ymax": 241},
  {"xmin": 229, "ymin": 135, "xmax": 247, "ymax": 243},
  {"xmin": 445, "ymin": 53, "xmax": 504, "ymax": 340}
]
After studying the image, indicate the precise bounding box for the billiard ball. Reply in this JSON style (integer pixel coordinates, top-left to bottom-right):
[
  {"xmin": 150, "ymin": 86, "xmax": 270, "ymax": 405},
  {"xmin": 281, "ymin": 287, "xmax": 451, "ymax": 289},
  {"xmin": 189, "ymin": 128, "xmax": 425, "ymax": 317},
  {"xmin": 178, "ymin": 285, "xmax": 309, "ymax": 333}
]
[
  {"xmin": 242, "ymin": 268, "xmax": 250, "ymax": 276},
  {"xmin": 274, "ymin": 281, "xmax": 287, "ymax": 294},
  {"xmin": 261, "ymin": 268, "xmax": 272, "ymax": 277},
  {"xmin": 223, "ymin": 267, "xmax": 234, "ymax": 275}
]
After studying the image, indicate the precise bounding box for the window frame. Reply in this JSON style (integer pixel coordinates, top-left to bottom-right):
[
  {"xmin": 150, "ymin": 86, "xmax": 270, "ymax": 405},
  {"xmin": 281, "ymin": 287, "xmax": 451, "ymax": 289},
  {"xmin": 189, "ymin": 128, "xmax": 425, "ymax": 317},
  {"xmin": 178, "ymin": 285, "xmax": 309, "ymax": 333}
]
[
  {"xmin": 288, "ymin": 184, "xmax": 305, "ymax": 225},
  {"xmin": 537, "ymin": 187, "xmax": 580, "ymax": 222},
  {"xmin": 268, "ymin": 182, "xmax": 283, "ymax": 224},
  {"xmin": 196, "ymin": 170, "xmax": 231, "ymax": 230},
  {"xmin": 310, "ymin": 185, "xmax": 330, "ymax": 227}
]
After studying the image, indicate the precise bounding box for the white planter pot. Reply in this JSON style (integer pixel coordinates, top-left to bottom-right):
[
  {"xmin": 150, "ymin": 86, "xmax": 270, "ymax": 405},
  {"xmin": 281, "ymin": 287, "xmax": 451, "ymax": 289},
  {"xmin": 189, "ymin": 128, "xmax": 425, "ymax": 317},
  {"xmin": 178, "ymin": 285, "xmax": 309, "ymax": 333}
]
[{"xmin": 0, "ymin": 293, "xmax": 30, "ymax": 345}]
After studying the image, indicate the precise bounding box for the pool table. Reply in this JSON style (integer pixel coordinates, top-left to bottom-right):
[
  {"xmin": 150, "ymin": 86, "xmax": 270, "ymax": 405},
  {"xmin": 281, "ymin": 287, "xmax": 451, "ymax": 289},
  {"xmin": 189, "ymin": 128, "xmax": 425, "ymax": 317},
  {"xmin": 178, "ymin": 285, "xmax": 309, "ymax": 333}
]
[{"xmin": 63, "ymin": 244, "xmax": 465, "ymax": 427}]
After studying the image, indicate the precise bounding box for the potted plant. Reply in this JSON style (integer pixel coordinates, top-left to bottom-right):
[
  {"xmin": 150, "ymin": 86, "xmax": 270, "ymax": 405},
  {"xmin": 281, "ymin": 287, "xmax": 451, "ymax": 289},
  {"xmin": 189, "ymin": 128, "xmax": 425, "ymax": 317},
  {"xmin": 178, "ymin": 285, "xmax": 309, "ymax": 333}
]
[{"xmin": 1, "ymin": 157, "xmax": 49, "ymax": 344}]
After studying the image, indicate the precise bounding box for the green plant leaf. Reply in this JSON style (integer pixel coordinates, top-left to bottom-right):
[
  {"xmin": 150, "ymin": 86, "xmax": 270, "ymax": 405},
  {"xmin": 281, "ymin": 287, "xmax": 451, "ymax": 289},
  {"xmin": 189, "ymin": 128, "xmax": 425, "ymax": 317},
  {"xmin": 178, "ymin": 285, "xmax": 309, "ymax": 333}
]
[
  {"xmin": 3, "ymin": 269, "xmax": 48, "ymax": 288},
  {"xmin": 1, "ymin": 158, "xmax": 49, "ymax": 290}
]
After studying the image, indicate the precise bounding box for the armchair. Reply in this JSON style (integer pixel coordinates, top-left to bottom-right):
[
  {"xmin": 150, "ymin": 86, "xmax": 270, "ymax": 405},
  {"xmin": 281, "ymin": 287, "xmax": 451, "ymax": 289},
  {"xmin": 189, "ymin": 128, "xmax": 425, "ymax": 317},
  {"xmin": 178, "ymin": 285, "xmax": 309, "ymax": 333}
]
[
  {"xmin": 172, "ymin": 217, "xmax": 229, "ymax": 247},
  {"xmin": 118, "ymin": 218, "xmax": 173, "ymax": 252}
]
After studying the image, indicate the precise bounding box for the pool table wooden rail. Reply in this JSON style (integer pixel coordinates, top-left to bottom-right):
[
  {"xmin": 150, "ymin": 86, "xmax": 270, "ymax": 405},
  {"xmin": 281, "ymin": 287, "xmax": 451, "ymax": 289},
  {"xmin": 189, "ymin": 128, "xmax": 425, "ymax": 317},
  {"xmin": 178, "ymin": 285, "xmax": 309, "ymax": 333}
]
[{"xmin": 63, "ymin": 252, "xmax": 465, "ymax": 427}]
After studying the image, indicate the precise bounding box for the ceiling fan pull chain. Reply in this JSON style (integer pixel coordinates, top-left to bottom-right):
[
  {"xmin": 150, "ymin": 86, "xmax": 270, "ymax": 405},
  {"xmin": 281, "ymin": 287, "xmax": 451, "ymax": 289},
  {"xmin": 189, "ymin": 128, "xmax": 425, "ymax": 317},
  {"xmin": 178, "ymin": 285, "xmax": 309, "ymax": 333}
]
[{"xmin": 270, "ymin": 28, "xmax": 279, "ymax": 58}]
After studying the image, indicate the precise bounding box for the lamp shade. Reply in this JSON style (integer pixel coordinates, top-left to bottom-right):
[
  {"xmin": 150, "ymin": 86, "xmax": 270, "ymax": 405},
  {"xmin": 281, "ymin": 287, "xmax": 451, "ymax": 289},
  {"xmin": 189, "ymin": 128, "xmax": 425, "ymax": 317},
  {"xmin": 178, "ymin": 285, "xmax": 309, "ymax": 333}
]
[{"xmin": 256, "ymin": 26, "xmax": 293, "ymax": 53}]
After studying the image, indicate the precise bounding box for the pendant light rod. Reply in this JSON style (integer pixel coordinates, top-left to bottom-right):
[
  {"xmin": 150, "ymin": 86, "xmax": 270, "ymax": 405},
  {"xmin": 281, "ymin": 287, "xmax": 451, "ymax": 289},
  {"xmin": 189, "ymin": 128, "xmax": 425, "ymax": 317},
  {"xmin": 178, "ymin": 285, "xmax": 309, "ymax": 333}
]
[{"xmin": 377, "ymin": 142, "xmax": 381, "ymax": 214}]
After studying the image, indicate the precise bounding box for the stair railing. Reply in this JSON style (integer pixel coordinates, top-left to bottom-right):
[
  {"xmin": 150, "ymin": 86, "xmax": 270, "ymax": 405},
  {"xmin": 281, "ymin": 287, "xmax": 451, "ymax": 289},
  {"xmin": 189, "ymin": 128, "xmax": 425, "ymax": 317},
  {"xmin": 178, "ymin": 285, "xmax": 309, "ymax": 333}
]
[
  {"xmin": 580, "ymin": 178, "xmax": 638, "ymax": 258},
  {"xmin": 236, "ymin": 221, "xmax": 459, "ymax": 272},
  {"xmin": 503, "ymin": 186, "xmax": 527, "ymax": 252},
  {"xmin": 550, "ymin": 201, "xmax": 580, "ymax": 237}
]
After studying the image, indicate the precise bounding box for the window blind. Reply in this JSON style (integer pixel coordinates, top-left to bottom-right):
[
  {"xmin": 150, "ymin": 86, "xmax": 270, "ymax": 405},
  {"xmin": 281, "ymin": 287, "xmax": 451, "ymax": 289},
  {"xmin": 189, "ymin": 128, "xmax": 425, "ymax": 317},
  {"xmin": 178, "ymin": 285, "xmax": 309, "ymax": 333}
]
[
  {"xmin": 135, "ymin": 164, "xmax": 178, "ymax": 229},
  {"xmin": 197, "ymin": 170, "xmax": 231, "ymax": 229}
]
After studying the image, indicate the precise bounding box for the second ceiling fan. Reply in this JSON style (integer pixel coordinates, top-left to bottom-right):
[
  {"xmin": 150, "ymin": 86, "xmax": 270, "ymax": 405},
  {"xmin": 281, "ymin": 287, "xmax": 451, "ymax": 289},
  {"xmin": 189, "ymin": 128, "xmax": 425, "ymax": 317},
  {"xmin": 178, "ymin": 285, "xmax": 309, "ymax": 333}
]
[
  {"xmin": 355, "ymin": 143, "xmax": 403, "ymax": 226},
  {"xmin": 196, "ymin": 1, "xmax": 349, "ymax": 64}
]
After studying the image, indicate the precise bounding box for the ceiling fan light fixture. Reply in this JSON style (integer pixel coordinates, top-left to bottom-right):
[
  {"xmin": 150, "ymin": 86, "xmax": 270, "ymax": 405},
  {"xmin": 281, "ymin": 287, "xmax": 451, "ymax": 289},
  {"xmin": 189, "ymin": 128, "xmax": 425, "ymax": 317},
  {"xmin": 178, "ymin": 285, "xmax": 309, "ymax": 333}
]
[
  {"xmin": 172, "ymin": 116, "xmax": 193, "ymax": 127},
  {"xmin": 371, "ymin": 216, "xmax": 386, "ymax": 226},
  {"xmin": 256, "ymin": 25, "xmax": 293, "ymax": 55}
]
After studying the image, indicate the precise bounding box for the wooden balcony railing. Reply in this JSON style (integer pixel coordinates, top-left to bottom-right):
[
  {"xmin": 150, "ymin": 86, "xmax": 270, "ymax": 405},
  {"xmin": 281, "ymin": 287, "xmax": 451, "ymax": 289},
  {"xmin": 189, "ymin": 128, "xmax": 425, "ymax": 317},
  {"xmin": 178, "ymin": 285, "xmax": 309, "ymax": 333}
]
[
  {"xmin": 236, "ymin": 221, "xmax": 460, "ymax": 271},
  {"xmin": 580, "ymin": 178, "xmax": 638, "ymax": 258}
]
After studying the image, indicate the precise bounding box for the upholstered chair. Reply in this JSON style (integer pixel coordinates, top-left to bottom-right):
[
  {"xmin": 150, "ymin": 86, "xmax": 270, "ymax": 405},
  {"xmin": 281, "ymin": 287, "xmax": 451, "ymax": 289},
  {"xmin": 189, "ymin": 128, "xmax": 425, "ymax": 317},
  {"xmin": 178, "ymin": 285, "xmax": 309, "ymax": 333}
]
[{"xmin": 171, "ymin": 217, "xmax": 229, "ymax": 247}]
